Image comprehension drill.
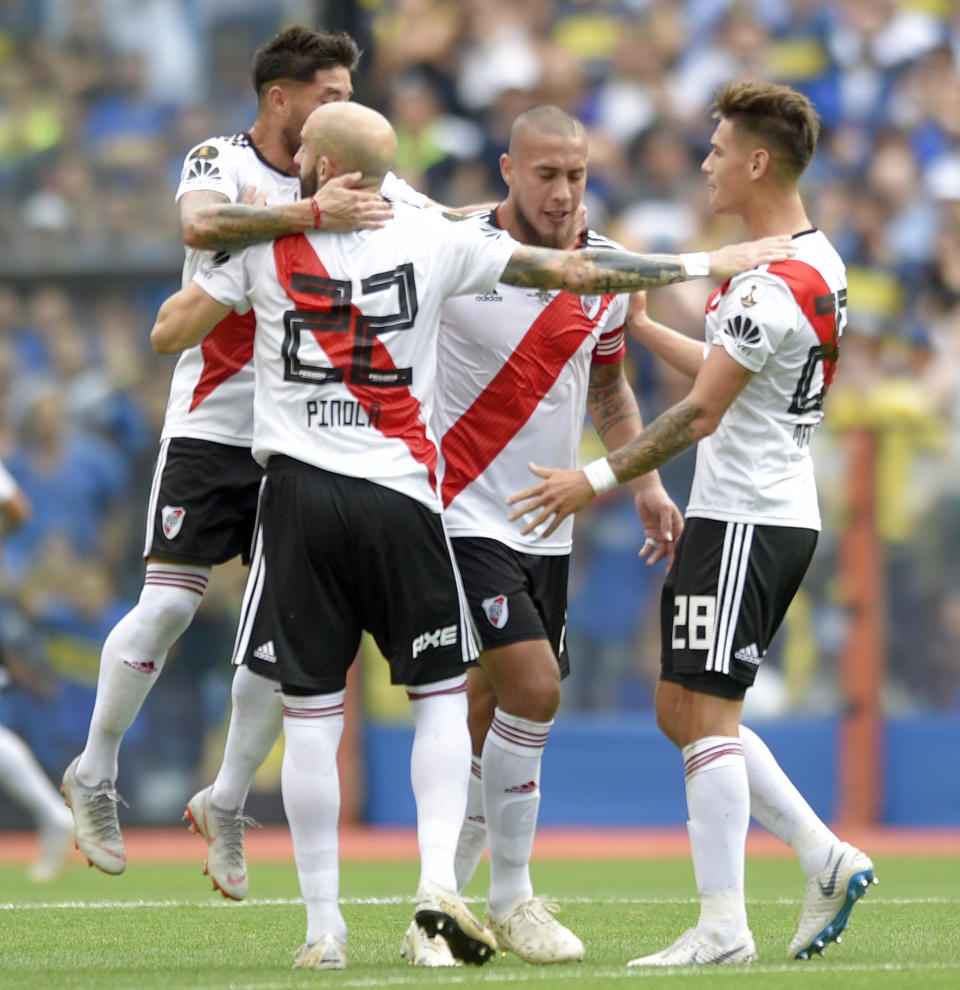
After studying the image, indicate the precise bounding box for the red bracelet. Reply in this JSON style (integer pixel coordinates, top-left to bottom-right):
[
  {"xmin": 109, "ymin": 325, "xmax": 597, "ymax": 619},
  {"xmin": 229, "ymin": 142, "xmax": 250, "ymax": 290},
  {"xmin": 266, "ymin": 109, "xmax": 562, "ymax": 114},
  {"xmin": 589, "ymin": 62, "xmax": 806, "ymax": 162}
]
[{"xmin": 309, "ymin": 198, "xmax": 323, "ymax": 228}]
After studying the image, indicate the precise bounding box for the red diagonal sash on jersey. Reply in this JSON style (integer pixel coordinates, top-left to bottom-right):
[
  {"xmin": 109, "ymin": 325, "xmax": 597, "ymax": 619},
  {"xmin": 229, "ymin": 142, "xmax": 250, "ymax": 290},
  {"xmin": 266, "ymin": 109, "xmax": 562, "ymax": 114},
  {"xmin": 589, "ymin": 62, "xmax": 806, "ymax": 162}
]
[
  {"xmin": 273, "ymin": 233, "xmax": 438, "ymax": 487},
  {"xmin": 440, "ymin": 293, "xmax": 614, "ymax": 508},
  {"xmin": 189, "ymin": 309, "xmax": 256, "ymax": 411},
  {"xmin": 766, "ymin": 260, "xmax": 840, "ymax": 384}
]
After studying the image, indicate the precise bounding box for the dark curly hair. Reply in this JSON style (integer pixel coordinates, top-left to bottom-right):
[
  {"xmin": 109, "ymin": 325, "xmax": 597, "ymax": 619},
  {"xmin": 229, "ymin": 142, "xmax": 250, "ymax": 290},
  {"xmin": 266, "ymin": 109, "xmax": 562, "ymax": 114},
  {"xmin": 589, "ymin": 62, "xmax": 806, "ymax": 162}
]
[{"xmin": 251, "ymin": 26, "xmax": 361, "ymax": 96}]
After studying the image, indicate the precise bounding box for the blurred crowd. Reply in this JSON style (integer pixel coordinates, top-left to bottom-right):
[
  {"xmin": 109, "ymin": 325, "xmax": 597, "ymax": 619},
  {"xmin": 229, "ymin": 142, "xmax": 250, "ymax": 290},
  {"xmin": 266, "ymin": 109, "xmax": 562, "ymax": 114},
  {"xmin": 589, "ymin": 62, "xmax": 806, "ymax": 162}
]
[{"xmin": 1, "ymin": 0, "xmax": 960, "ymax": 818}]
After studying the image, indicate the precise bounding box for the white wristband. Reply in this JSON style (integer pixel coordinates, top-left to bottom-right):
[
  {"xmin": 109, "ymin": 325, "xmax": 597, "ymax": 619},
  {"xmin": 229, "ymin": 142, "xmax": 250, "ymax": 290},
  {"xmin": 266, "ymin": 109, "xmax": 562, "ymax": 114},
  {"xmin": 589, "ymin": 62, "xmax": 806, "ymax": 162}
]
[
  {"xmin": 679, "ymin": 251, "xmax": 710, "ymax": 278},
  {"xmin": 582, "ymin": 457, "xmax": 618, "ymax": 495}
]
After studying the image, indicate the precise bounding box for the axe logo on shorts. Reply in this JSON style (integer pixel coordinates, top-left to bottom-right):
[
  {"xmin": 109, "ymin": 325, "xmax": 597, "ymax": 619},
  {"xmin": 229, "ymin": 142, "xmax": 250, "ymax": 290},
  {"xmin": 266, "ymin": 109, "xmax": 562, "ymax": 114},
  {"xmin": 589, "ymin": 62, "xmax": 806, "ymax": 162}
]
[
  {"xmin": 161, "ymin": 505, "xmax": 186, "ymax": 540},
  {"xmin": 482, "ymin": 594, "xmax": 509, "ymax": 629}
]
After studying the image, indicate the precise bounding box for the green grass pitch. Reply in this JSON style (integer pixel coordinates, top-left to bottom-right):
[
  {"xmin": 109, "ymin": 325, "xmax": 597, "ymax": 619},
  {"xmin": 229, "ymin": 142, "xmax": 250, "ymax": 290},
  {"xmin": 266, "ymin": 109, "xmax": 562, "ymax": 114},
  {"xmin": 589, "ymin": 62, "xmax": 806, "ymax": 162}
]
[{"xmin": 0, "ymin": 852, "xmax": 957, "ymax": 989}]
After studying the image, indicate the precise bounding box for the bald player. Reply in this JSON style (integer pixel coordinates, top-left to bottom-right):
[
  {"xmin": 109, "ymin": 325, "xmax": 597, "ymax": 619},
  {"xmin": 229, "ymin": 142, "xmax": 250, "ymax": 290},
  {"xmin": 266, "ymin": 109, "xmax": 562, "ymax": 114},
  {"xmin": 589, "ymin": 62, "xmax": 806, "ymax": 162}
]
[
  {"xmin": 151, "ymin": 100, "xmax": 794, "ymax": 970},
  {"xmin": 433, "ymin": 105, "xmax": 682, "ymax": 965}
]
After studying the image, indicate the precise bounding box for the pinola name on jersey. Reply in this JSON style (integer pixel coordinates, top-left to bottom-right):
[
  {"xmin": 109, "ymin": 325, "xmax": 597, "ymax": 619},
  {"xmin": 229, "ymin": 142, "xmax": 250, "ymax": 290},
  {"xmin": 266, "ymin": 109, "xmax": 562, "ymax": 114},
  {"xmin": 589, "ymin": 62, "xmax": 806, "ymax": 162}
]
[{"xmin": 306, "ymin": 399, "xmax": 381, "ymax": 429}]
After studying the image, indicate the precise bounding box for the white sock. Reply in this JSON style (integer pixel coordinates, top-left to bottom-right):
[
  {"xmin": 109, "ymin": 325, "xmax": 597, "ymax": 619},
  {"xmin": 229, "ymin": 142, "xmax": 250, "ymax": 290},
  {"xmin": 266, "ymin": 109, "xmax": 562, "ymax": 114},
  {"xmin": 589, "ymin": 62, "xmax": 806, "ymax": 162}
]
[
  {"xmin": 77, "ymin": 563, "xmax": 209, "ymax": 785},
  {"xmin": 454, "ymin": 755, "xmax": 487, "ymax": 891},
  {"xmin": 281, "ymin": 690, "xmax": 346, "ymax": 946},
  {"xmin": 0, "ymin": 726, "xmax": 71, "ymax": 830},
  {"xmin": 683, "ymin": 735, "xmax": 750, "ymax": 945},
  {"xmin": 407, "ymin": 675, "xmax": 470, "ymax": 895},
  {"xmin": 211, "ymin": 665, "xmax": 282, "ymax": 810},
  {"xmin": 482, "ymin": 707, "xmax": 552, "ymax": 916},
  {"xmin": 740, "ymin": 724, "xmax": 837, "ymax": 876}
]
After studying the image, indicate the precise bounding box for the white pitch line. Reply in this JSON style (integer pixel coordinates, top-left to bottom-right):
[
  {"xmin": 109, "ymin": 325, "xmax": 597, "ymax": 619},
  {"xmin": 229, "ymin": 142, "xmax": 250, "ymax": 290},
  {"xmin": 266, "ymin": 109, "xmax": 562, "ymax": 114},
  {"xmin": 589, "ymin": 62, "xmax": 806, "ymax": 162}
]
[
  {"xmin": 0, "ymin": 895, "xmax": 953, "ymax": 911},
  {"xmin": 223, "ymin": 959, "xmax": 960, "ymax": 989}
]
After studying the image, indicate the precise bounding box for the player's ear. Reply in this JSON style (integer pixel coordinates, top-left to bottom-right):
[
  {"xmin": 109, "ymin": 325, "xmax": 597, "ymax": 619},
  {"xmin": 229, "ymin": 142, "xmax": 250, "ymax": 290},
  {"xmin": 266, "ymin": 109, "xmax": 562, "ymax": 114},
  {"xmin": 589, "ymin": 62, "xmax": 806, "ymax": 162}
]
[
  {"xmin": 749, "ymin": 147, "xmax": 770, "ymax": 180},
  {"xmin": 500, "ymin": 152, "xmax": 514, "ymax": 188},
  {"xmin": 317, "ymin": 155, "xmax": 334, "ymax": 184},
  {"xmin": 267, "ymin": 83, "xmax": 288, "ymax": 118}
]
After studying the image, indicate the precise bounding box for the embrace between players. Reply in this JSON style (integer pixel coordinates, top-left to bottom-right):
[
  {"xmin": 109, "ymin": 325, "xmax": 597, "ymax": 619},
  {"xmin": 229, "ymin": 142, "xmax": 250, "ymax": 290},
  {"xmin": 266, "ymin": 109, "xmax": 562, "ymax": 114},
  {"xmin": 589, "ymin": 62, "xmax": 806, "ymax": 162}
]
[{"xmin": 62, "ymin": 24, "xmax": 874, "ymax": 973}]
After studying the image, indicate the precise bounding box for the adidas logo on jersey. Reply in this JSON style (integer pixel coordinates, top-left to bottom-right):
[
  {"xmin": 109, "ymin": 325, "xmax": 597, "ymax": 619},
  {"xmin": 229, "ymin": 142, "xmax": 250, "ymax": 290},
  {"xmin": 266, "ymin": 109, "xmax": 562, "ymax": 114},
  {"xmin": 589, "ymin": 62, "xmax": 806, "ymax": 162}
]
[
  {"xmin": 474, "ymin": 289, "xmax": 503, "ymax": 302},
  {"xmin": 734, "ymin": 643, "xmax": 763, "ymax": 665},
  {"xmin": 253, "ymin": 641, "xmax": 278, "ymax": 663}
]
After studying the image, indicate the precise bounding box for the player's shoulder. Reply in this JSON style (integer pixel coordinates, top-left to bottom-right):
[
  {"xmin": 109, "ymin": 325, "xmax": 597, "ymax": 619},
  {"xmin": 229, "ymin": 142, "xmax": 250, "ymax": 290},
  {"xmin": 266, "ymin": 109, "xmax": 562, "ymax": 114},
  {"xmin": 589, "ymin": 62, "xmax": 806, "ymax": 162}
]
[
  {"xmin": 438, "ymin": 206, "xmax": 498, "ymax": 227},
  {"xmin": 183, "ymin": 133, "xmax": 249, "ymax": 164},
  {"xmin": 746, "ymin": 232, "xmax": 845, "ymax": 304},
  {"xmin": 581, "ymin": 228, "xmax": 626, "ymax": 253}
]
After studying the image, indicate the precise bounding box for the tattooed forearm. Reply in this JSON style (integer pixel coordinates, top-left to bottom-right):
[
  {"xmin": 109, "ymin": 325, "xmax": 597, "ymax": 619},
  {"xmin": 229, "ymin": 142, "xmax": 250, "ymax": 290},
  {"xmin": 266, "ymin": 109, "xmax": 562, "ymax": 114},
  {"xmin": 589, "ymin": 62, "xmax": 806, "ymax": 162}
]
[
  {"xmin": 182, "ymin": 203, "xmax": 309, "ymax": 251},
  {"xmin": 587, "ymin": 366, "xmax": 642, "ymax": 444},
  {"xmin": 501, "ymin": 246, "xmax": 688, "ymax": 293},
  {"xmin": 607, "ymin": 401, "xmax": 706, "ymax": 482}
]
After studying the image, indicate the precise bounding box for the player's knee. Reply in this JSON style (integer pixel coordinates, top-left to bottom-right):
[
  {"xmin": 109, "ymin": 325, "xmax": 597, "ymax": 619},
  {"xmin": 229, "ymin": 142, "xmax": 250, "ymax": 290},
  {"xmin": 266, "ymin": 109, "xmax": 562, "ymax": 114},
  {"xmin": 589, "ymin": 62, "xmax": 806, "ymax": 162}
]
[
  {"xmin": 502, "ymin": 669, "xmax": 560, "ymax": 723},
  {"xmin": 654, "ymin": 698, "xmax": 685, "ymax": 748},
  {"xmin": 135, "ymin": 583, "xmax": 203, "ymax": 642}
]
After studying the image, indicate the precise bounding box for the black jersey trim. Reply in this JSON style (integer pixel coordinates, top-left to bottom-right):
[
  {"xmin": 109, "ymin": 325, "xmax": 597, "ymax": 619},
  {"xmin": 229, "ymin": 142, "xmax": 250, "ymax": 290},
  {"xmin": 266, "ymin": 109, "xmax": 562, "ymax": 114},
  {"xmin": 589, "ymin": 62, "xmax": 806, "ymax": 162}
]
[{"xmin": 243, "ymin": 132, "xmax": 295, "ymax": 179}]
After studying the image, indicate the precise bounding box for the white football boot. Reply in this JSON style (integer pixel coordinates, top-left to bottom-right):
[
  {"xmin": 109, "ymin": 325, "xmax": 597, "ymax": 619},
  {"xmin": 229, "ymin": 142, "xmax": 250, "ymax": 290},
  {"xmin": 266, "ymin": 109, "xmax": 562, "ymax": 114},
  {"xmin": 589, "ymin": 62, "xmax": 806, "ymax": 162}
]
[
  {"xmin": 487, "ymin": 896, "xmax": 584, "ymax": 963},
  {"xmin": 400, "ymin": 919, "xmax": 461, "ymax": 966},
  {"xmin": 788, "ymin": 842, "xmax": 877, "ymax": 959},
  {"xmin": 60, "ymin": 755, "xmax": 127, "ymax": 875},
  {"xmin": 627, "ymin": 927, "xmax": 758, "ymax": 967},
  {"xmin": 184, "ymin": 785, "xmax": 259, "ymax": 900}
]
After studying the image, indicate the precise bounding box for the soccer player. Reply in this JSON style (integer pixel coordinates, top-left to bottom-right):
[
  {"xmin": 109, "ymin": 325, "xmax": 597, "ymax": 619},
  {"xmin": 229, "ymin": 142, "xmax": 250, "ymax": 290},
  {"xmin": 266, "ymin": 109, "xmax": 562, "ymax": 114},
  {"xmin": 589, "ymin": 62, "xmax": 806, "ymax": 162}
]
[
  {"xmin": 60, "ymin": 25, "xmax": 410, "ymax": 880},
  {"xmin": 0, "ymin": 460, "xmax": 74, "ymax": 881},
  {"xmin": 431, "ymin": 105, "xmax": 682, "ymax": 965},
  {"xmin": 506, "ymin": 80, "xmax": 877, "ymax": 966},
  {"xmin": 149, "ymin": 100, "xmax": 792, "ymax": 970}
]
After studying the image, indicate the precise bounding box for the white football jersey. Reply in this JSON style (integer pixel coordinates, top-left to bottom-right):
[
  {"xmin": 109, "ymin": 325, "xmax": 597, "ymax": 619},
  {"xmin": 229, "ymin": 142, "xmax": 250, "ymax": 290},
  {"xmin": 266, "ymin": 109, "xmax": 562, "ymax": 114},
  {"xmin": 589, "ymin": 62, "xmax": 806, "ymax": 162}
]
[
  {"xmin": 162, "ymin": 133, "xmax": 427, "ymax": 446},
  {"xmin": 435, "ymin": 219, "xmax": 629, "ymax": 554},
  {"xmin": 687, "ymin": 228, "xmax": 847, "ymax": 529},
  {"xmin": 194, "ymin": 206, "xmax": 519, "ymax": 509}
]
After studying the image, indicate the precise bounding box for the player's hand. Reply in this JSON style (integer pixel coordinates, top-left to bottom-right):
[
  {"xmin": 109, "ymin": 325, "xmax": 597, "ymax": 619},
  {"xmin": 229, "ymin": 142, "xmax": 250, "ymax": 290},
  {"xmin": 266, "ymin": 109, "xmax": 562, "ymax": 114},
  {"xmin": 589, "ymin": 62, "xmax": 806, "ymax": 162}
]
[
  {"xmin": 238, "ymin": 185, "xmax": 268, "ymax": 206},
  {"xmin": 575, "ymin": 202, "xmax": 588, "ymax": 238},
  {"xmin": 312, "ymin": 172, "xmax": 393, "ymax": 232},
  {"xmin": 706, "ymin": 235, "xmax": 795, "ymax": 278},
  {"xmin": 633, "ymin": 483, "xmax": 683, "ymax": 569},
  {"xmin": 506, "ymin": 464, "xmax": 595, "ymax": 537}
]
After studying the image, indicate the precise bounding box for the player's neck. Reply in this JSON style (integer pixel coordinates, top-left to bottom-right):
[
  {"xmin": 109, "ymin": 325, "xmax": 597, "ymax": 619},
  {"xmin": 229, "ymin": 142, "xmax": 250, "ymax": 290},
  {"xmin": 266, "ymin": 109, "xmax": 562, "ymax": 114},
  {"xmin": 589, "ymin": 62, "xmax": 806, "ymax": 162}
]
[
  {"xmin": 741, "ymin": 192, "xmax": 810, "ymax": 240},
  {"xmin": 247, "ymin": 120, "xmax": 296, "ymax": 177}
]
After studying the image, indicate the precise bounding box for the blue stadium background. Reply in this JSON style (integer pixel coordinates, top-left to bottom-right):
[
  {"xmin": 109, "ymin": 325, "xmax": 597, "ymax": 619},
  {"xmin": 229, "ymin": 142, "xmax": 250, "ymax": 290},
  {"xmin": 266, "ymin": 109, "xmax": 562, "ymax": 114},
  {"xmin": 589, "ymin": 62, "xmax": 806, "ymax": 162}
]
[{"xmin": 0, "ymin": 0, "xmax": 958, "ymax": 829}]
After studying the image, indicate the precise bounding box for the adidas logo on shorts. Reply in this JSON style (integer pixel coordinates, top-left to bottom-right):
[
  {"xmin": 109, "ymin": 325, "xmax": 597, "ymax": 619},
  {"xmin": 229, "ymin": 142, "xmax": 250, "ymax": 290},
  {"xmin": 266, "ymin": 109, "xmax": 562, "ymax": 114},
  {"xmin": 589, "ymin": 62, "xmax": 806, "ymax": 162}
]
[
  {"xmin": 253, "ymin": 641, "xmax": 277, "ymax": 663},
  {"xmin": 734, "ymin": 643, "xmax": 763, "ymax": 665}
]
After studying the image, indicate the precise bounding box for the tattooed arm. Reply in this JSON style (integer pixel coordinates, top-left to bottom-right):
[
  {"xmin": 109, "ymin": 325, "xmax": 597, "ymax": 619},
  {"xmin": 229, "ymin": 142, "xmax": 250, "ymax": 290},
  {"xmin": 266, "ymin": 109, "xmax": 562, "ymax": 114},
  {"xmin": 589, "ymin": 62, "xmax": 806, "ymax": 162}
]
[
  {"xmin": 508, "ymin": 347, "xmax": 753, "ymax": 537},
  {"xmin": 179, "ymin": 173, "xmax": 393, "ymax": 252},
  {"xmin": 499, "ymin": 235, "xmax": 794, "ymax": 294},
  {"xmin": 586, "ymin": 361, "xmax": 684, "ymax": 566}
]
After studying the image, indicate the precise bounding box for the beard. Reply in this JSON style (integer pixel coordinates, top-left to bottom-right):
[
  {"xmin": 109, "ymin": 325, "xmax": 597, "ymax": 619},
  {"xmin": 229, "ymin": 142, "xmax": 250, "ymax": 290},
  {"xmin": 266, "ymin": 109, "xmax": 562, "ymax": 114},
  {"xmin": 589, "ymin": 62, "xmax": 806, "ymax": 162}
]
[
  {"xmin": 300, "ymin": 170, "xmax": 318, "ymax": 199},
  {"xmin": 514, "ymin": 201, "xmax": 573, "ymax": 250},
  {"xmin": 281, "ymin": 124, "xmax": 301, "ymax": 160}
]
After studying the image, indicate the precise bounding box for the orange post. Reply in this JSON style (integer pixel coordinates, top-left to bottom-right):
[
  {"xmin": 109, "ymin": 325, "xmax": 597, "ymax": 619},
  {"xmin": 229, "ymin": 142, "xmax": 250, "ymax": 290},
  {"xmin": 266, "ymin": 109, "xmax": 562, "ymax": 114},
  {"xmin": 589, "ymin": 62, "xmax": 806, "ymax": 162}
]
[{"xmin": 835, "ymin": 428, "xmax": 885, "ymax": 825}]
